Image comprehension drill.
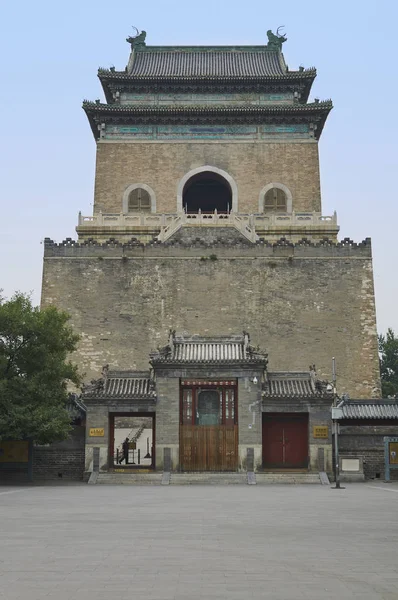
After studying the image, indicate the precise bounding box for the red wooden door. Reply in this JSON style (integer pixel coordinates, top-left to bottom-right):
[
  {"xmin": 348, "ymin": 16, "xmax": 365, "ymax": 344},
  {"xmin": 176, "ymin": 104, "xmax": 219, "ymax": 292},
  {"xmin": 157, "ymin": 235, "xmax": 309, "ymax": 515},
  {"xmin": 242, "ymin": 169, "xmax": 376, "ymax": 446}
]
[
  {"xmin": 180, "ymin": 382, "xmax": 238, "ymax": 471},
  {"xmin": 262, "ymin": 414, "xmax": 308, "ymax": 468}
]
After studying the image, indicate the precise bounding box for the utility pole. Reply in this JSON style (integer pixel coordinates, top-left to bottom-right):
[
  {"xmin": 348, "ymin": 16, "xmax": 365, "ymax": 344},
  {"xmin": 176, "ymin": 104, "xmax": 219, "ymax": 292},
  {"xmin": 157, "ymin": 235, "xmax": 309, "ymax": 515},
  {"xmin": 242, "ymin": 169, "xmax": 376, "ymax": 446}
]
[{"xmin": 331, "ymin": 357, "xmax": 344, "ymax": 490}]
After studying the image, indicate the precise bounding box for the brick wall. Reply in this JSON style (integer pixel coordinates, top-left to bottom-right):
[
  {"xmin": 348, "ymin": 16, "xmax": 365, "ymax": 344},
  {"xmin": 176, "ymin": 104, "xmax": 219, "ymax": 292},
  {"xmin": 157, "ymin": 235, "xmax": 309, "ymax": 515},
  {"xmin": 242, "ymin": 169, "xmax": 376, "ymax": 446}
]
[
  {"xmin": 340, "ymin": 426, "xmax": 398, "ymax": 480},
  {"xmin": 33, "ymin": 426, "xmax": 85, "ymax": 480},
  {"xmin": 93, "ymin": 141, "xmax": 321, "ymax": 214},
  {"xmin": 42, "ymin": 240, "xmax": 380, "ymax": 399},
  {"xmin": 33, "ymin": 448, "xmax": 85, "ymax": 480}
]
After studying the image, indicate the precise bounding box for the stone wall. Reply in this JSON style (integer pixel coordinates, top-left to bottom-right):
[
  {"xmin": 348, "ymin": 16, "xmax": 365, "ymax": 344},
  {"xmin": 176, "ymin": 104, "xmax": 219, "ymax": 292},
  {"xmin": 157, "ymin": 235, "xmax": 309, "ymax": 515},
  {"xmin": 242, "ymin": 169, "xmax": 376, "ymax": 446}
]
[
  {"xmin": 339, "ymin": 426, "xmax": 398, "ymax": 480},
  {"xmin": 93, "ymin": 141, "xmax": 321, "ymax": 214},
  {"xmin": 33, "ymin": 426, "xmax": 85, "ymax": 480},
  {"xmin": 42, "ymin": 238, "xmax": 380, "ymax": 399}
]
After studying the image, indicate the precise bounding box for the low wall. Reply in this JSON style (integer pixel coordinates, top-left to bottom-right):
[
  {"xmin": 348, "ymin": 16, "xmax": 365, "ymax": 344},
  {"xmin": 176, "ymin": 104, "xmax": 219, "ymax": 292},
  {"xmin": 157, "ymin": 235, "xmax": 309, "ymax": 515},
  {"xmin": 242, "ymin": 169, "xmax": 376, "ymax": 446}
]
[
  {"xmin": 339, "ymin": 426, "xmax": 398, "ymax": 481},
  {"xmin": 33, "ymin": 426, "xmax": 85, "ymax": 481}
]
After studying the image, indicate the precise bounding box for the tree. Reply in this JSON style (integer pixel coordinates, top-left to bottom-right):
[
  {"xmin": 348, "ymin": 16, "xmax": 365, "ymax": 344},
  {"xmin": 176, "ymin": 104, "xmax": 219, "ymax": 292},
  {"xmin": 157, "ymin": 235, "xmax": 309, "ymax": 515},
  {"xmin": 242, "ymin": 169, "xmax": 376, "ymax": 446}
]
[
  {"xmin": 379, "ymin": 328, "xmax": 398, "ymax": 398},
  {"xmin": 0, "ymin": 293, "xmax": 81, "ymax": 444}
]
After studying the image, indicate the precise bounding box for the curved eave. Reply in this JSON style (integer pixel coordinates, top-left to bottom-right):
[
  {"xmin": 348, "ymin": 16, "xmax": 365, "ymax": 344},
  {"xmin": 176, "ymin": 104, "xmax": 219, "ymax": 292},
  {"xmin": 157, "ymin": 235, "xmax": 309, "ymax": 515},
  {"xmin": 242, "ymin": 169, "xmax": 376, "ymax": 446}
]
[
  {"xmin": 83, "ymin": 100, "xmax": 332, "ymax": 140},
  {"xmin": 84, "ymin": 99, "xmax": 331, "ymax": 111},
  {"xmin": 263, "ymin": 394, "xmax": 330, "ymax": 399},
  {"xmin": 150, "ymin": 359, "xmax": 268, "ymax": 367},
  {"xmin": 98, "ymin": 70, "xmax": 317, "ymax": 104},
  {"xmin": 83, "ymin": 394, "xmax": 157, "ymax": 401},
  {"xmin": 97, "ymin": 69, "xmax": 317, "ymax": 81}
]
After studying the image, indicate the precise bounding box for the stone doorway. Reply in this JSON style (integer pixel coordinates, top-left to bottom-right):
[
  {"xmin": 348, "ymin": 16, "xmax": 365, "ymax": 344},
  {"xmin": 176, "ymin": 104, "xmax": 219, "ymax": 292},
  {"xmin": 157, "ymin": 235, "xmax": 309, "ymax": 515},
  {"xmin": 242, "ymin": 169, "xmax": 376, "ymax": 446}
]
[
  {"xmin": 179, "ymin": 380, "xmax": 238, "ymax": 471},
  {"xmin": 262, "ymin": 413, "xmax": 309, "ymax": 469},
  {"xmin": 109, "ymin": 413, "xmax": 155, "ymax": 469}
]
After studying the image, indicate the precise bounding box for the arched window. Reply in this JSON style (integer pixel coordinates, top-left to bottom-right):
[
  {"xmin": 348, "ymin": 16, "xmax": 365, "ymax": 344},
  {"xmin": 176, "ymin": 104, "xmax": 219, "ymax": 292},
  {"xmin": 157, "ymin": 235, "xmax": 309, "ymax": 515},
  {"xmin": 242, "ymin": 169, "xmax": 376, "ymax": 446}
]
[
  {"xmin": 128, "ymin": 188, "xmax": 151, "ymax": 213},
  {"xmin": 264, "ymin": 187, "xmax": 287, "ymax": 212}
]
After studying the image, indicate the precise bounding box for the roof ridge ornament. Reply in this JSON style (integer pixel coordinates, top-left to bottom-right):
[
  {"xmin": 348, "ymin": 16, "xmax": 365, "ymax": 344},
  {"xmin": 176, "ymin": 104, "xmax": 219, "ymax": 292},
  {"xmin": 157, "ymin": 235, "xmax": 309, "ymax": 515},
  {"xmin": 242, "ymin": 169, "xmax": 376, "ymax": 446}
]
[
  {"xmin": 266, "ymin": 27, "xmax": 287, "ymax": 51},
  {"xmin": 126, "ymin": 27, "xmax": 147, "ymax": 50}
]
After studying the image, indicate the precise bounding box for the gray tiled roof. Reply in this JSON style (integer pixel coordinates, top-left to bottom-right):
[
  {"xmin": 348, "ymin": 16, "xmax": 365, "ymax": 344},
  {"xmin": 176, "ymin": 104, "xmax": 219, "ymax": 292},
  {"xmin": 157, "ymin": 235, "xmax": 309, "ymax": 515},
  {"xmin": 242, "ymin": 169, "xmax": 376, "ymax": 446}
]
[
  {"xmin": 129, "ymin": 50, "xmax": 286, "ymax": 78},
  {"xmin": 340, "ymin": 402, "xmax": 398, "ymax": 419},
  {"xmin": 263, "ymin": 372, "xmax": 331, "ymax": 398},
  {"xmin": 104, "ymin": 376, "xmax": 154, "ymax": 398},
  {"xmin": 150, "ymin": 333, "xmax": 267, "ymax": 364},
  {"xmin": 83, "ymin": 100, "xmax": 332, "ymax": 115},
  {"xmin": 82, "ymin": 371, "xmax": 156, "ymax": 399},
  {"xmin": 173, "ymin": 342, "xmax": 244, "ymax": 361},
  {"xmin": 65, "ymin": 394, "xmax": 87, "ymax": 417}
]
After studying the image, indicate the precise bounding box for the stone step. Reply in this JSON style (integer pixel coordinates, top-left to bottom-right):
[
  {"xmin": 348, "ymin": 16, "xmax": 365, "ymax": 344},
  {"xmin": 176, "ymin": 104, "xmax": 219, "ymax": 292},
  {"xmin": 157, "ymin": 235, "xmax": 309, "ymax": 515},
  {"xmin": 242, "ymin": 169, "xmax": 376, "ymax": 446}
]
[
  {"xmin": 95, "ymin": 471, "xmax": 321, "ymax": 485},
  {"xmin": 256, "ymin": 472, "xmax": 321, "ymax": 484},
  {"xmin": 96, "ymin": 473, "xmax": 162, "ymax": 485},
  {"xmin": 170, "ymin": 473, "xmax": 247, "ymax": 485}
]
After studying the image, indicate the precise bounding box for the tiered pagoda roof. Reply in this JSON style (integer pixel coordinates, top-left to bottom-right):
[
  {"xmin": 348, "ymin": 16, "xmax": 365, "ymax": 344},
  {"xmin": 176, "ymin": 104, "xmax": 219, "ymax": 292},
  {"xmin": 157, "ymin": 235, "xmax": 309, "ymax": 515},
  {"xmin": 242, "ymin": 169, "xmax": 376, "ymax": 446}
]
[{"xmin": 84, "ymin": 31, "xmax": 332, "ymax": 141}]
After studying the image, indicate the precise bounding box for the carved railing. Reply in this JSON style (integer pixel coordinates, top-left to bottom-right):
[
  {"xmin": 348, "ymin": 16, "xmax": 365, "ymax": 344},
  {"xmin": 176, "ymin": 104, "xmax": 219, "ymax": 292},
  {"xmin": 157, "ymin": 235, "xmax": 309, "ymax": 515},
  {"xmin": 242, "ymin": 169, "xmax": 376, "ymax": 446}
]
[
  {"xmin": 78, "ymin": 211, "xmax": 170, "ymax": 228},
  {"xmin": 77, "ymin": 211, "xmax": 338, "ymax": 243}
]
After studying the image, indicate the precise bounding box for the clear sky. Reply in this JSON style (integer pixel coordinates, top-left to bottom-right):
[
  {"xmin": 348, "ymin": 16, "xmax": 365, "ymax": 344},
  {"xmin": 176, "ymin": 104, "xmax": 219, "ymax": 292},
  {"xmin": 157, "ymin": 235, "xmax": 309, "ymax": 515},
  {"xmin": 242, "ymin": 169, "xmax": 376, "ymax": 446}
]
[{"xmin": 1, "ymin": 0, "xmax": 397, "ymax": 334}]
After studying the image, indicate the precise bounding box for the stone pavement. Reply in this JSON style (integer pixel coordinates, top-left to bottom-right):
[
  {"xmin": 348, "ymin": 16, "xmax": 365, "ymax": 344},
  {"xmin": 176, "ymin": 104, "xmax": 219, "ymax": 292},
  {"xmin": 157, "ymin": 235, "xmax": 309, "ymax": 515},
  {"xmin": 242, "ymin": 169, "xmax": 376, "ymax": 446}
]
[{"xmin": 0, "ymin": 482, "xmax": 398, "ymax": 599}]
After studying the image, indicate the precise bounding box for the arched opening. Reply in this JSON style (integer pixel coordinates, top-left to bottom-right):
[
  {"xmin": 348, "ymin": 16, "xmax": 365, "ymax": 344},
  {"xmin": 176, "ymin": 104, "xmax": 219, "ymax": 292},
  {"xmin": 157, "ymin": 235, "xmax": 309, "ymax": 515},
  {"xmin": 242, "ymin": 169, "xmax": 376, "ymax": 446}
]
[
  {"xmin": 183, "ymin": 172, "xmax": 232, "ymax": 214},
  {"xmin": 264, "ymin": 187, "xmax": 287, "ymax": 213},
  {"xmin": 128, "ymin": 188, "xmax": 151, "ymax": 213},
  {"xmin": 122, "ymin": 184, "xmax": 156, "ymax": 214}
]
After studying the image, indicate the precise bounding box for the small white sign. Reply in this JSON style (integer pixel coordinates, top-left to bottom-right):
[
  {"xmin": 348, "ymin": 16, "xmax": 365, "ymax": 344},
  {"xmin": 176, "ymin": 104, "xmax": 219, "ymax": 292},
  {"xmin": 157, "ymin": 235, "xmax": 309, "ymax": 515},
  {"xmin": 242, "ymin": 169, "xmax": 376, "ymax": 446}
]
[{"xmin": 332, "ymin": 407, "xmax": 344, "ymax": 420}]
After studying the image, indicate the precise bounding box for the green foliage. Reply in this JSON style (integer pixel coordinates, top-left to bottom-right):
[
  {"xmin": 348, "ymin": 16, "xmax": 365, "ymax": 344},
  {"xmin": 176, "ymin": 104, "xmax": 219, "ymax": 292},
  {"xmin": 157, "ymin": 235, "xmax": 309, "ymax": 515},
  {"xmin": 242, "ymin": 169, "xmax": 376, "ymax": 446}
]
[
  {"xmin": 379, "ymin": 328, "xmax": 398, "ymax": 398},
  {"xmin": 0, "ymin": 293, "xmax": 81, "ymax": 444}
]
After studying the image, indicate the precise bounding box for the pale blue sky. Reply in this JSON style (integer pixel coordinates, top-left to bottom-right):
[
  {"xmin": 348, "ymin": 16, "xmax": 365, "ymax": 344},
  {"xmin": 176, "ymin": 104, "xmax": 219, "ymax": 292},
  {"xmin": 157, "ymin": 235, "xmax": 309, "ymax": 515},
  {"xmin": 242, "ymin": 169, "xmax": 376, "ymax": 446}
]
[{"xmin": 0, "ymin": 0, "xmax": 397, "ymax": 333}]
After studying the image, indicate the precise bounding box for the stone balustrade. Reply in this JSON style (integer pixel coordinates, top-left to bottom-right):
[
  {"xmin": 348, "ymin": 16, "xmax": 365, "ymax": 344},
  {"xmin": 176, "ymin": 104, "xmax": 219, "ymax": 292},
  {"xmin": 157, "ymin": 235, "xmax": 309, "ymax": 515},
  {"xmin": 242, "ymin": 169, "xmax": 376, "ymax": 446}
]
[{"xmin": 78, "ymin": 210, "xmax": 338, "ymax": 229}]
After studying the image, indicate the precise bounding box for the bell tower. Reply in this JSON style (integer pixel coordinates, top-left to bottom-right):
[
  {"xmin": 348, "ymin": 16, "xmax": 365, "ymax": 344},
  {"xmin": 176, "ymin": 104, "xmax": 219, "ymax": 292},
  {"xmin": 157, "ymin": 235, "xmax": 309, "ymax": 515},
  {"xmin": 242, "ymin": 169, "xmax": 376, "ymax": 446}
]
[
  {"xmin": 42, "ymin": 30, "xmax": 380, "ymax": 402},
  {"xmin": 79, "ymin": 29, "xmax": 337, "ymax": 244}
]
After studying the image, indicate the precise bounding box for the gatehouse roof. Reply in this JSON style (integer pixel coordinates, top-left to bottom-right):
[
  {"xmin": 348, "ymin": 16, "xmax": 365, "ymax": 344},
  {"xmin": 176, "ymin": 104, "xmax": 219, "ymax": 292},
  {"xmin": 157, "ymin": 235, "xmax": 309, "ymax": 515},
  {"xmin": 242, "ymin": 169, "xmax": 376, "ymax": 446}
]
[
  {"xmin": 150, "ymin": 332, "xmax": 268, "ymax": 365},
  {"xmin": 82, "ymin": 370, "xmax": 156, "ymax": 400},
  {"xmin": 339, "ymin": 401, "xmax": 398, "ymax": 420},
  {"xmin": 263, "ymin": 371, "xmax": 333, "ymax": 398}
]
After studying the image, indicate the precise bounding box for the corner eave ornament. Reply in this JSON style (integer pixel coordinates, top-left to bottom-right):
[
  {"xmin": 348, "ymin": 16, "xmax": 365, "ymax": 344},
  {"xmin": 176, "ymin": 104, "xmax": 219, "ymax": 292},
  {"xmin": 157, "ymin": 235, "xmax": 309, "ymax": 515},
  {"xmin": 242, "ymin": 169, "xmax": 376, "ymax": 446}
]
[
  {"xmin": 267, "ymin": 26, "xmax": 287, "ymax": 50},
  {"xmin": 126, "ymin": 26, "xmax": 147, "ymax": 49}
]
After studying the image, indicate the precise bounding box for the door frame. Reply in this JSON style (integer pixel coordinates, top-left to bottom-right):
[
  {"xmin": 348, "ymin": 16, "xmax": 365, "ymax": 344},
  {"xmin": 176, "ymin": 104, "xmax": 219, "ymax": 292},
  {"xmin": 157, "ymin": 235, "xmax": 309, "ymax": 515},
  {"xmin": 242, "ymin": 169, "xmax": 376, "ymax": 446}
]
[
  {"xmin": 109, "ymin": 412, "xmax": 156, "ymax": 470},
  {"xmin": 179, "ymin": 379, "xmax": 238, "ymax": 471},
  {"xmin": 262, "ymin": 412, "xmax": 309, "ymax": 469}
]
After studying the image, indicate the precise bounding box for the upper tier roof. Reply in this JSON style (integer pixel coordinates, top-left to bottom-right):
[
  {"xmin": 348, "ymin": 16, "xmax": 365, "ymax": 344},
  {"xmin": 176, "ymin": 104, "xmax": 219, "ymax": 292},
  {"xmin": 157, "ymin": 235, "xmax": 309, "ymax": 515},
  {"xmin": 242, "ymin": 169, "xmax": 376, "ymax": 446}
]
[
  {"xmin": 97, "ymin": 33, "xmax": 318, "ymax": 102},
  {"xmin": 128, "ymin": 48, "xmax": 288, "ymax": 78}
]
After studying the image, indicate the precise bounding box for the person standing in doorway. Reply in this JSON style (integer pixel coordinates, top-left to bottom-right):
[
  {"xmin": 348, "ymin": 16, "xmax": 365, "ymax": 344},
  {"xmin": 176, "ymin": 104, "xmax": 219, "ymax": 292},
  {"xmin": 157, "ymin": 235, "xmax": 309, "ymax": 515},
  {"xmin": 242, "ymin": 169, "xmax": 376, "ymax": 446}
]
[{"xmin": 120, "ymin": 437, "xmax": 129, "ymax": 464}]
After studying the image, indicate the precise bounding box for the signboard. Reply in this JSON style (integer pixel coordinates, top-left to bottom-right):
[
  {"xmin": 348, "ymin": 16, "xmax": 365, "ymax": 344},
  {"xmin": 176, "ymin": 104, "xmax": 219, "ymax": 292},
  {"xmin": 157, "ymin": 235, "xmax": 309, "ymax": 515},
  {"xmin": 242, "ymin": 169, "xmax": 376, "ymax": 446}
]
[
  {"xmin": 313, "ymin": 426, "xmax": 329, "ymax": 439},
  {"xmin": 89, "ymin": 428, "xmax": 105, "ymax": 437},
  {"xmin": 128, "ymin": 442, "xmax": 136, "ymax": 450},
  {"xmin": 389, "ymin": 442, "xmax": 398, "ymax": 464},
  {"xmin": 0, "ymin": 441, "xmax": 29, "ymax": 463},
  {"xmin": 384, "ymin": 437, "xmax": 398, "ymax": 482}
]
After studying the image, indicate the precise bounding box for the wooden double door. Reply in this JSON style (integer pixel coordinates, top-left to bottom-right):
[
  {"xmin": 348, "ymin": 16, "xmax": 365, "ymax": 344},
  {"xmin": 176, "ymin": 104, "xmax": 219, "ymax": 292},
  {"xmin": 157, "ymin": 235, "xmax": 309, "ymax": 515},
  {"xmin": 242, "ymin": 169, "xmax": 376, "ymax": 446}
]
[
  {"xmin": 262, "ymin": 413, "xmax": 309, "ymax": 469},
  {"xmin": 180, "ymin": 380, "xmax": 238, "ymax": 471}
]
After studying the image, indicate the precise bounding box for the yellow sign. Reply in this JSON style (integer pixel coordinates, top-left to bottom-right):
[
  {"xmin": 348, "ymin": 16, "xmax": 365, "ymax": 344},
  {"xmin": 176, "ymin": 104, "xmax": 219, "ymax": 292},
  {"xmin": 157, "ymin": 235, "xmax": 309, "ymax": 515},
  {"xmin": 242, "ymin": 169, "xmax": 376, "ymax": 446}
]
[
  {"xmin": 389, "ymin": 442, "xmax": 398, "ymax": 464},
  {"xmin": 89, "ymin": 428, "xmax": 105, "ymax": 437},
  {"xmin": 0, "ymin": 441, "xmax": 29, "ymax": 463},
  {"xmin": 313, "ymin": 426, "xmax": 329, "ymax": 439},
  {"xmin": 128, "ymin": 442, "xmax": 136, "ymax": 450}
]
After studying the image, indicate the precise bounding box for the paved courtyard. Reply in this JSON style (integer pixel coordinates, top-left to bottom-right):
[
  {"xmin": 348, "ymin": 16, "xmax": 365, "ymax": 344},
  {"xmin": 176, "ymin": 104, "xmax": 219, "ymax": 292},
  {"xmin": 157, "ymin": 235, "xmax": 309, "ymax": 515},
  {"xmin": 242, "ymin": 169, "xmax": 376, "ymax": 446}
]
[{"xmin": 0, "ymin": 482, "xmax": 398, "ymax": 600}]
